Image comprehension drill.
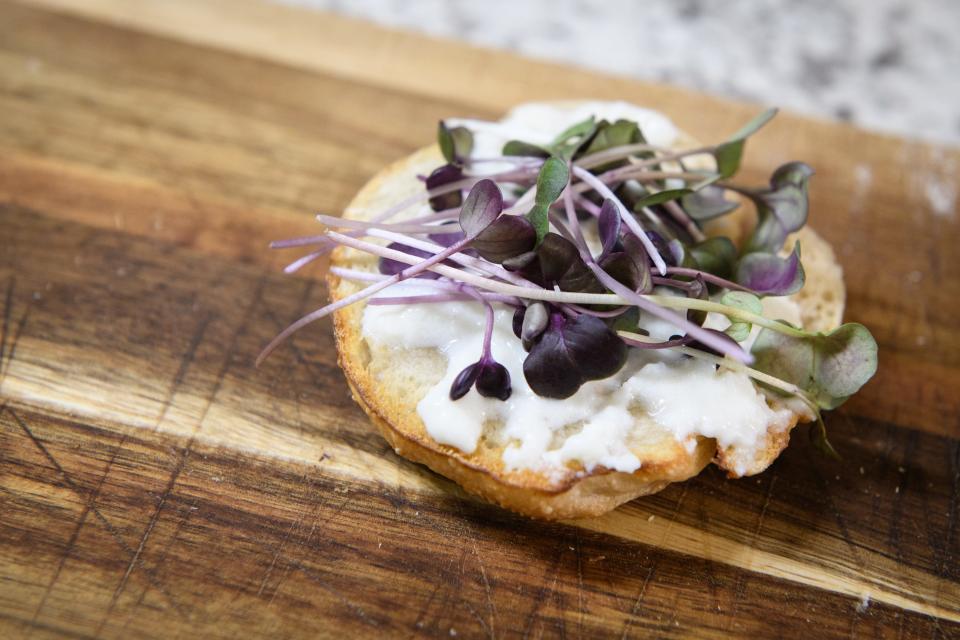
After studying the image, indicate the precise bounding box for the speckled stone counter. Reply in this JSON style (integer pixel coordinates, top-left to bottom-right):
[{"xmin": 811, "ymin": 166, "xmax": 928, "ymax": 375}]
[{"xmin": 281, "ymin": 0, "xmax": 960, "ymax": 146}]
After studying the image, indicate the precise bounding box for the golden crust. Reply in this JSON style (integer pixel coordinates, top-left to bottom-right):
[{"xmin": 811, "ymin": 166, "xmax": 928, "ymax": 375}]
[{"xmin": 327, "ymin": 109, "xmax": 844, "ymax": 520}]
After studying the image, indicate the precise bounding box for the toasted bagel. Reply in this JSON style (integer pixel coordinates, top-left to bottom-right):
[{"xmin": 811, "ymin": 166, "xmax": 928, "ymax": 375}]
[{"xmin": 328, "ymin": 103, "xmax": 845, "ymax": 520}]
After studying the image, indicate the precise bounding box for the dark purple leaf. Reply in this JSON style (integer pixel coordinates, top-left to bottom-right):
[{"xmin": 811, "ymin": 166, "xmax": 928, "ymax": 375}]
[
  {"xmin": 475, "ymin": 361, "xmax": 512, "ymax": 400},
  {"xmin": 597, "ymin": 199, "xmax": 621, "ymax": 260},
  {"xmin": 472, "ymin": 215, "xmax": 536, "ymax": 262},
  {"xmin": 622, "ymin": 234, "xmax": 653, "ymax": 293},
  {"xmin": 378, "ymin": 242, "xmax": 440, "ymax": 280},
  {"xmin": 501, "ymin": 250, "xmax": 538, "ymax": 271},
  {"xmin": 736, "ymin": 243, "xmax": 805, "ymax": 295},
  {"xmin": 523, "ymin": 314, "xmax": 627, "ymax": 399},
  {"xmin": 643, "ymin": 230, "xmax": 677, "ymax": 267},
  {"xmin": 744, "ymin": 162, "xmax": 814, "ymax": 254},
  {"xmin": 536, "ymin": 233, "xmax": 579, "ymax": 282},
  {"xmin": 599, "ymin": 252, "xmax": 642, "ymax": 292},
  {"xmin": 449, "ymin": 362, "xmax": 480, "ymax": 400},
  {"xmin": 428, "ymin": 225, "xmax": 466, "ymax": 248},
  {"xmin": 425, "ymin": 164, "xmax": 464, "ymax": 212},
  {"xmin": 512, "ymin": 306, "xmax": 525, "ymax": 339},
  {"xmin": 459, "ymin": 179, "xmax": 503, "ymax": 238}
]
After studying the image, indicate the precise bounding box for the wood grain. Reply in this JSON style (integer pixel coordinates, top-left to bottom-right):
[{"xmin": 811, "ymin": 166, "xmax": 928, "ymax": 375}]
[{"xmin": 1, "ymin": 1, "xmax": 958, "ymax": 638}]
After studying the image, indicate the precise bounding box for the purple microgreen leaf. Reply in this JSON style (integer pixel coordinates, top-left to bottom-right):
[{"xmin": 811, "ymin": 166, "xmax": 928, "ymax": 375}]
[
  {"xmin": 520, "ymin": 301, "xmax": 549, "ymax": 350},
  {"xmin": 471, "ymin": 215, "xmax": 537, "ymax": 263},
  {"xmin": 597, "ymin": 199, "xmax": 621, "ymax": 260},
  {"xmin": 667, "ymin": 239, "xmax": 686, "ymax": 267},
  {"xmin": 427, "ymin": 225, "xmax": 466, "ymax": 248},
  {"xmin": 713, "ymin": 108, "xmax": 778, "ymax": 178},
  {"xmin": 771, "ymin": 161, "xmax": 815, "ymax": 190},
  {"xmin": 535, "ymin": 232, "xmax": 579, "ymax": 282},
  {"xmin": 450, "ymin": 362, "xmax": 480, "ymax": 400},
  {"xmin": 689, "ymin": 236, "xmax": 737, "ymax": 279},
  {"xmin": 425, "ymin": 164, "xmax": 464, "ymax": 211},
  {"xmin": 621, "ymin": 234, "xmax": 653, "ymax": 293},
  {"xmin": 512, "ymin": 305, "xmax": 525, "ymax": 339},
  {"xmin": 571, "ymin": 165, "xmax": 669, "ymax": 276},
  {"xmin": 751, "ymin": 322, "xmax": 878, "ymax": 410},
  {"xmin": 681, "ymin": 185, "xmax": 740, "ymax": 222},
  {"xmin": 501, "ymin": 249, "xmax": 538, "ymax": 271},
  {"xmin": 687, "ymin": 328, "xmax": 743, "ymax": 358},
  {"xmin": 735, "ymin": 243, "xmax": 805, "ymax": 295},
  {"xmin": 523, "ymin": 313, "xmax": 627, "ymax": 399},
  {"xmin": 684, "ymin": 274, "xmax": 710, "ymax": 326},
  {"xmin": 378, "ymin": 242, "xmax": 441, "ymax": 279},
  {"xmin": 531, "ymin": 233, "xmax": 602, "ymax": 293},
  {"xmin": 475, "ymin": 360, "xmax": 512, "ymax": 400},
  {"xmin": 526, "ymin": 157, "xmax": 570, "ymax": 243},
  {"xmin": 743, "ymin": 162, "xmax": 814, "ymax": 254},
  {"xmin": 599, "ymin": 252, "xmax": 643, "ymax": 292},
  {"xmin": 438, "ymin": 121, "xmax": 473, "ymax": 164},
  {"xmin": 458, "ymin": 179, "xmax": 503, "ymax": 238}
]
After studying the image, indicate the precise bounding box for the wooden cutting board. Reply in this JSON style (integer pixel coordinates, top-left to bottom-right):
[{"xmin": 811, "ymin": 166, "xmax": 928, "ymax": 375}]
[{"xmin": 1, "ymin": 1, "xmax": 958, "ymax": 637}]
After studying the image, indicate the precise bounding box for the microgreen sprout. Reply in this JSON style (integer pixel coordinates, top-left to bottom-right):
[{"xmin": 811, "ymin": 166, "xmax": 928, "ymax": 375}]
[{"xmin": 261, "ymin": 108, "xmax": 878, "ymax": 451}]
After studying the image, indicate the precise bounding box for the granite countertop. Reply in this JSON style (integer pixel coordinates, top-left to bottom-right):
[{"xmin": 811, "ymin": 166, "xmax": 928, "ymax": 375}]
[{"xmin": 280, "ymin": 0, "xmax": 960, "ymax": 147}]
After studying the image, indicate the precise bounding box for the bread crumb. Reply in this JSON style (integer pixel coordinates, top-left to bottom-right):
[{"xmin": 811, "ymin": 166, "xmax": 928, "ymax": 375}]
[
  {"xmin": 857, "ymin": 594, "xmax": 871, "ymax": 613},
  {"xmin": 648, "ymin": 515, "xmax": 655, "ymax": 522}
]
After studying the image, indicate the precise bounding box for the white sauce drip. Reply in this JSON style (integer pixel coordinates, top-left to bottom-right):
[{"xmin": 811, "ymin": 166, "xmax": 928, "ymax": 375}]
[{"xmin": 360, "ymin": 101, "xmax": 801, "ymax": 476}]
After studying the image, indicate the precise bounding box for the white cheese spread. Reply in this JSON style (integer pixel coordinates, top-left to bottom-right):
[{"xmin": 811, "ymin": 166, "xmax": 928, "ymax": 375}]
[{"xmin": 360, "ymin": 102, "xmax": 800, "ymax": 476}]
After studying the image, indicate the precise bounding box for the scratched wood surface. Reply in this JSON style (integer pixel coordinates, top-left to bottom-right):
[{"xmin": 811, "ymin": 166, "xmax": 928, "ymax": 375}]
[{"xmin": 0, "ymin": 1, "xmax": 958, "ymax": 638}]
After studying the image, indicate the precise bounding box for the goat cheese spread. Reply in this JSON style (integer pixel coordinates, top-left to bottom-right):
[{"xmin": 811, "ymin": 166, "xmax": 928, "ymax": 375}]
[{"xmin": 361, "ymin": 102, "xmax": 799, "ymax": 476}]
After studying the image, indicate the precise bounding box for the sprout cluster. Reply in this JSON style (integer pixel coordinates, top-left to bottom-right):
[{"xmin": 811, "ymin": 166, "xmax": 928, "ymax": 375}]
[{"xmin": 261, "ymin": 110, "xmax": 878, "ymax": 455}]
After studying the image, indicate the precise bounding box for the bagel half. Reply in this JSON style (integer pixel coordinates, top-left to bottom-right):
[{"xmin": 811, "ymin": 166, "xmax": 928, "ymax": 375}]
[{"xmin": 327, "ymin": 103, "xmax": 845, "ymax": 520}]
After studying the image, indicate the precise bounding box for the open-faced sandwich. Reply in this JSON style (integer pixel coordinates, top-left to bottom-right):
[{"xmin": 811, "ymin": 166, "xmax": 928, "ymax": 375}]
[{"xmin": 261, "ymin": 101, "xmax": 878, "ymax": 520}]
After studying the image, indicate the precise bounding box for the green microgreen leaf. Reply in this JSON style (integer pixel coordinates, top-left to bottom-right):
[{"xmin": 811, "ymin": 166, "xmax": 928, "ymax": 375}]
[
  {"xmin": 751, "ymin": 322, "xmax": 879, "ymax": 410},
  {"xmin": 633, "ymin": 188, "xmax": 693, "ymax": 210},
  {"xmin": 579, "ymin": 119, "xmax": 643, "ymax": 167},
  {"xmin": 725, "ymin": 322, "xmax": 751, "ymax": 342},
  {"xmin": 437, "ymin": 121, "xmax": 474, "ymax": 164},
  {"xmin": 721, "ymin": 291, "xmax": 763, "ymax": 315},
  {"xmin": 502, "ymin": 140, "xmax": 550, "ymax": 158},
  {"xmin": 681, "ymin": 185, "xmax": 739, "ymax": 222},
  {"xmin": 720, "ymin": 291, "xmax": 762, "ymax": 343},
  {"xmin": 713, "ymin": 108, "xmax": 778, "ymax": 179},
  {"xmin": 526, "ymin": 157, "xmax": 570, "ymax": 243},
  {"xmin": 689, "ymin": 237, "xmax": 737, "ymax": 279}
]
